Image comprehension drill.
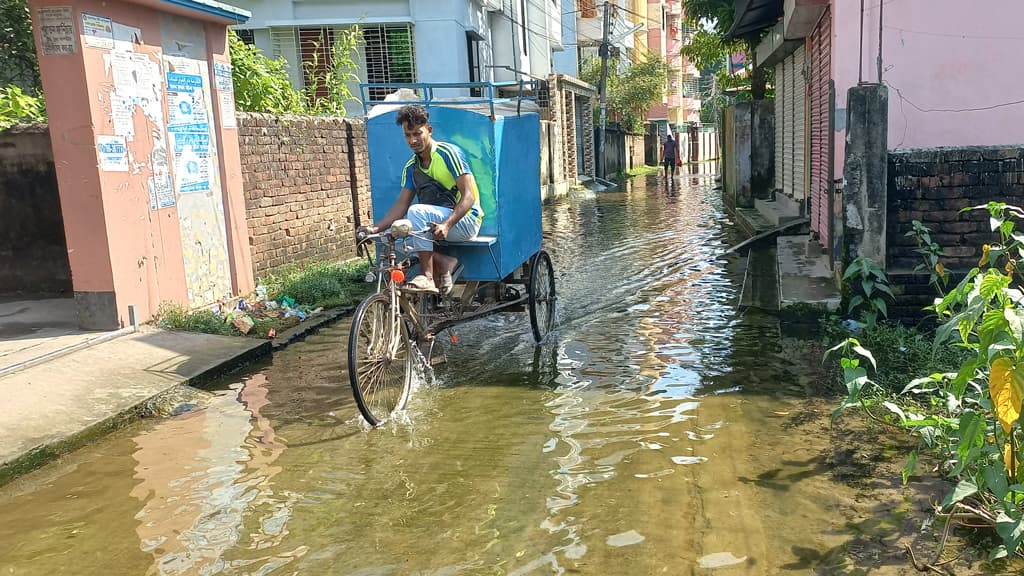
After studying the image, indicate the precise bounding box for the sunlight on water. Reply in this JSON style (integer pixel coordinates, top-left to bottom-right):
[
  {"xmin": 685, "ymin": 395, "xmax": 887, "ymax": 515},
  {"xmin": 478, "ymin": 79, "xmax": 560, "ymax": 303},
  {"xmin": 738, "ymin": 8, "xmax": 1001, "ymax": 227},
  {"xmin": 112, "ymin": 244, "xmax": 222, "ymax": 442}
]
[{"xmin": 0, "ymin": 172, "xmax": 969, "ymax": 575}]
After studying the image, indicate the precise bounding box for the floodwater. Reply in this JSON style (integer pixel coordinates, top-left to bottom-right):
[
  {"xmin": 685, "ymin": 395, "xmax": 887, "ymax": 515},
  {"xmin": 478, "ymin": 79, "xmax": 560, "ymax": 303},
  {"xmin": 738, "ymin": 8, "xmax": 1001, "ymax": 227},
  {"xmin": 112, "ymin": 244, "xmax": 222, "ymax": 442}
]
[{"xmin": 0, "ymin": 170, "xmax": 978, "ymax": 575}]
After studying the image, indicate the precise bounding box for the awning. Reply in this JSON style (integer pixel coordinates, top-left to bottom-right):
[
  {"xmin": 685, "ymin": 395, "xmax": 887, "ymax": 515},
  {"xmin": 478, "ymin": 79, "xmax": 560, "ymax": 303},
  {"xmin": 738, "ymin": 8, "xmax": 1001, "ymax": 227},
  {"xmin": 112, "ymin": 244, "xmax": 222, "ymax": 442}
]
[{"xmin": 726, "ymin": 0, "xmax": 783, "ymax": 40}]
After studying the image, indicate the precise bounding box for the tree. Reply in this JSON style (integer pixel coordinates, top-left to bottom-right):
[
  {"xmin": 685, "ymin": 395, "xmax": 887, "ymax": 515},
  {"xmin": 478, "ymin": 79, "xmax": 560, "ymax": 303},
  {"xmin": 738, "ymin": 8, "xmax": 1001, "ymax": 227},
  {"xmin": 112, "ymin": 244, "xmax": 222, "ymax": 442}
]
[
  {"xmin": 581, "ymin": 55, "xmax": 668, "ymax": 134},
  {"xmin": 682, "ymin": 0, "xmax": 768, "ymax": 99},
  {"xmin": 229, "ymin": 31, "xmax": 306, "ymax": 114},
  {"xmin": 0, "ymin": 0, "xmax": 39, "ymax": 93}
]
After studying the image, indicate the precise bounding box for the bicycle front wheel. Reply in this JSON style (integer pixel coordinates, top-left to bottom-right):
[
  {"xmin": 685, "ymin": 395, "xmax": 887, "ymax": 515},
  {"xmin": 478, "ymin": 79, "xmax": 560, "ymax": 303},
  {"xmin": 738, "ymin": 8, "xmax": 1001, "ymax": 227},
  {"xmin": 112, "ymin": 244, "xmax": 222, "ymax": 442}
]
[{"xmin": 348, "ymin": 293, "xmax": 413, "ymax": 425}]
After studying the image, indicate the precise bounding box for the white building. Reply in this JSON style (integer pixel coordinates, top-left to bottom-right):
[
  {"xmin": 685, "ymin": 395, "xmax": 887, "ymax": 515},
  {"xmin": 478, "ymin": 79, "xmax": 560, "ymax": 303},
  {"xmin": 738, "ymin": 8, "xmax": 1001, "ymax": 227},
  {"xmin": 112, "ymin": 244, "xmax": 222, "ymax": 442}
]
[{"xmin": 231, "ymin": 0, "xmax": 566, "ymax": 115}]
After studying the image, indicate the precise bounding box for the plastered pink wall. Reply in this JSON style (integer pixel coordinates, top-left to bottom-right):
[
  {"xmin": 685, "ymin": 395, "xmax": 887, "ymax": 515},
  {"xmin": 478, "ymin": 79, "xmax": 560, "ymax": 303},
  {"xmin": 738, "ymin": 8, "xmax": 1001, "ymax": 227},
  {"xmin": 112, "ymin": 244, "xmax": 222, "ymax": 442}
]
[
  {"xmin": 206, "ymin": 25, "xmax": 254, "ymax": 297},
  {"xmin": 833, "ymin": 0, "xmax": 1024, "ymax": 177},
  {"xmin": 32, "ymin": 0, "xmax": 252, "ymax": 327}
]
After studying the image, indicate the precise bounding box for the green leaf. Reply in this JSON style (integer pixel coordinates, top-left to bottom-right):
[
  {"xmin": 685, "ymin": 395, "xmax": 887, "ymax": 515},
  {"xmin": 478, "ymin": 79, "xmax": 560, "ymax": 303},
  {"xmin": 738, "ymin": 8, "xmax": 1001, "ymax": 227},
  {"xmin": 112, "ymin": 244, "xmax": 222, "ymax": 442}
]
[
  {"xmin": 989, "ymin": 545, "xmax": 1009, "ymax": 561},
  {"xmin": 992, "ymin": 216, "xmax": 1005, "ymax": 232},
  {"xmin": 1005, "ymin": 308, "xmax": 1024, "ymax": 343},
  {"xmin": 902, "ymin": 450, "xmax": 918, "ymax": 485},
  {"xmin": 843, "ymin": 366, "xmax": 868, "ymax": 400},
  {"xmin": 941, "ymin": 479, "xmax": 979, "ymax": 510},
  {"xmin": 882, "ymin": 401, "xmax": 906, "ymax": 422},
  {"xmin": 873, "ymin": 283, "xmax": 895, "ymax": 298},
  {"xmin": 848, "ymin": 294, "xmax": 865, "ymax": 312},
  {"xmin": 852, "ymin": 344, "xmax": 877, "ymax": 370},
  {"xmin": 980, "ymin": 271, "xmax": 1011, "ymax": 301},
  {"xmin": 979, "ymin": 307, "xmax": 1010, "ymax": 355},
  {"xmin": 996, "ymin": 512, "xmax": 1024, "ymax": 555},
  {"xmin": 873, "ymin": 298, "xmax": 888, "ymax": 319},
  {"xmin": 861, "ymin": 278, "xmax": 873, "ymax": 298},
  {"xmin": 983, "ymin": 464, "xmax": 1010, "ymax": 502},
  {"xmin": 955, "ymin": 411, "xmax": 985, "ymax": 471}
]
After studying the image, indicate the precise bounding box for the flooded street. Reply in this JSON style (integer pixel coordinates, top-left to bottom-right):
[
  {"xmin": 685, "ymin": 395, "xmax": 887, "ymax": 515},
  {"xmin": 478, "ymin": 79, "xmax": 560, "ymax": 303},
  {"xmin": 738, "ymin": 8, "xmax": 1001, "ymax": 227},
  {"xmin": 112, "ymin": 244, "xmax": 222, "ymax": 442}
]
[{"xmin": 0, "ymin": 173, "xmax": 956, "ymax": 574}]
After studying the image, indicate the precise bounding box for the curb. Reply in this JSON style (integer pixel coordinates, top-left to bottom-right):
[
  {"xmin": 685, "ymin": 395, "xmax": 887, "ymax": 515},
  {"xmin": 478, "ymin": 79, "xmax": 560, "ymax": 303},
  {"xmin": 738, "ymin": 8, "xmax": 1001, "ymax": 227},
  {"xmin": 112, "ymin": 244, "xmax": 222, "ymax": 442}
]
[
  {"xmin": 0, "ymin": 306, "xmax": 357, "ymax": 488},
  {"xmin": 0, "ymin": 339, "xmax": 271, "ymax": 488}
]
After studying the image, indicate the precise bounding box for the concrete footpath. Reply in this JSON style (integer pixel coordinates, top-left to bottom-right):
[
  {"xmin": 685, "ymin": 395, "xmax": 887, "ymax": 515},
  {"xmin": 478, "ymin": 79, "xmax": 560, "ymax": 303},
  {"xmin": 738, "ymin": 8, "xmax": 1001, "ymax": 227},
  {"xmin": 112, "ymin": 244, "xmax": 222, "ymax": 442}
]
[
  {"xmin": 0, "ymin": 326, "xmax": 269, "ymax": 484},
  {"xmin": 0, "ymin": 297, "xmax": 356, "ymax": 486}
]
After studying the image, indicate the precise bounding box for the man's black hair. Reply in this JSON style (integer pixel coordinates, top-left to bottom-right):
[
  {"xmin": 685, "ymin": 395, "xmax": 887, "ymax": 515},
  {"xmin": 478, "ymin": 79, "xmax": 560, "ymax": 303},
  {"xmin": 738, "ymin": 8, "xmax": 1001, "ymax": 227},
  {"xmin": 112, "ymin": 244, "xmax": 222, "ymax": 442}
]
[{"xmin": 396, "ymin": 104, "xmax": 429, "ymax": 128}]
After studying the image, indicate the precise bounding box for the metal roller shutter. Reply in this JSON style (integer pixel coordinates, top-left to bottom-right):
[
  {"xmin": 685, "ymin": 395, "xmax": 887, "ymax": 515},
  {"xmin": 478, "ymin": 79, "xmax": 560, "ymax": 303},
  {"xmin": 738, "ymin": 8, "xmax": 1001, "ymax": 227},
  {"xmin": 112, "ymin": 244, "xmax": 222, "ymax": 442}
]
[
  {"xmin": 809, "ymin": 9, "xmax": 832, "ymax": 249},
  {"xmin": 792, "ymin": 45, "xmax": 807, "ymax": 203},
  {"xmin": 783, "ymin": 55, "xmax": 794, "ymax": 199},
  {"xmin": 775, "ymin": 62, "xmax": 785, "ymax": 192}
]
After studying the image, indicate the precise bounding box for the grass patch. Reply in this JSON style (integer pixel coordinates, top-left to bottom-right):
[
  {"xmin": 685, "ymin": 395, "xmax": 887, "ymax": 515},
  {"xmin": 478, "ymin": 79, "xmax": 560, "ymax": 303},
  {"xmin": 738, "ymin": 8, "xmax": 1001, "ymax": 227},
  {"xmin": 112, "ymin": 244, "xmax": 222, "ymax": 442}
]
[
  {"xmin": 626, "ymin": 165, "xmax": 662, "ymax": 177},
  {"xmin": 825, "ymin": 319, "xmax": 967, "ymax": 395},
  {"xmin": 158, "ymin": 259, "xmax": 373, "ymax": 338},
  {"xmin": 261, "ymin": 259, "xmax": 372, "ymax": 309},
  {"xmin": 157, "ymin": 303, "xmax": 235, "ymax": 336}
]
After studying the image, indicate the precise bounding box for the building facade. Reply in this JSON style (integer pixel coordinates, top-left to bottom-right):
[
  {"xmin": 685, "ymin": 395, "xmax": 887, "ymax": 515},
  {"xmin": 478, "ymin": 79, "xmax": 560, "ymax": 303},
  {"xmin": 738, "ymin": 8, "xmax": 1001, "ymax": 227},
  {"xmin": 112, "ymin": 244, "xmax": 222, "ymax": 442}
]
[{"xmin": 232, "ymin": 0, "xmax": 565, "ymax": 115}]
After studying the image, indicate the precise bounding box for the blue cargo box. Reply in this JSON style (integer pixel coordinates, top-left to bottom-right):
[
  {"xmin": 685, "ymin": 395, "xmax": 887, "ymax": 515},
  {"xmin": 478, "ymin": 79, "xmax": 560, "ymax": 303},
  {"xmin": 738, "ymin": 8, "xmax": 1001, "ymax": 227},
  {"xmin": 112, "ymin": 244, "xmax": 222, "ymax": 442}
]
[{"xmin": 365, "ymin": 98, "xmax": 541, "ymax": 282}]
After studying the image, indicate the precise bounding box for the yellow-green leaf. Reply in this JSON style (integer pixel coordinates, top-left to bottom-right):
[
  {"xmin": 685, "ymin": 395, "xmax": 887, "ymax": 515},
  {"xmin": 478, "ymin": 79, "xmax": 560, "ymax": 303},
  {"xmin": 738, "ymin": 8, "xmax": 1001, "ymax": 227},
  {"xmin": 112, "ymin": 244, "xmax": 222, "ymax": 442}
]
[{"xmin": 989, "ymin": 357, "xmax": 1024, "ymax": 433}]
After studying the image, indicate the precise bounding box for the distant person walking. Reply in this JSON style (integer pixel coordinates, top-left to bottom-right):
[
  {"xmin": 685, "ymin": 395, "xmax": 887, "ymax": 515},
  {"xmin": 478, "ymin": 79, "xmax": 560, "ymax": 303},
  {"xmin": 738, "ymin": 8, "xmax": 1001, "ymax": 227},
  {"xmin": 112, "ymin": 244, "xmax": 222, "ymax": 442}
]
[{"xmin": 662, "ymin": 134, "xmax": 677, "ymax": 179}]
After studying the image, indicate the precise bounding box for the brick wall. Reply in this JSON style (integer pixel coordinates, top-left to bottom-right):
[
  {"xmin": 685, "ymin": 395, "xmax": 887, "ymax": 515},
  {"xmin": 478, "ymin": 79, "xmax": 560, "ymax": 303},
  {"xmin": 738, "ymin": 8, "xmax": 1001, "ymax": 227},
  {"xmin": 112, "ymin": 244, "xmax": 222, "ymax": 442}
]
[
  {"xmin": 0, "ymin": 125, "xmax": 71, "ymax": 296},
  {"xmin": 237, "ymin": 113, "xmax": 373, "ymax": 278},
  {"xmin": 887, "ymin": 146, "xmax": 1024, "ymax": 318},
  {"xmin": 888, "ymin": 147, "xmax": 1024, "ymax": 271}
]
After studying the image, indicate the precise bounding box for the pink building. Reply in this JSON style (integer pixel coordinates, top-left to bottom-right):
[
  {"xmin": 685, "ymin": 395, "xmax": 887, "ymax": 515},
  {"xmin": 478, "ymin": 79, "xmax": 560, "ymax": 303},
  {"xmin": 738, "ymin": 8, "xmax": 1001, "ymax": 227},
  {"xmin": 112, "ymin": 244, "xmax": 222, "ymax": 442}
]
[
  {"xmin": 734, "ymin": 0, "xmax": 1024, "ymax": 254},
  {"xmin": 646, "ymin": 0, "xmax": 701, "ymax": 130}
]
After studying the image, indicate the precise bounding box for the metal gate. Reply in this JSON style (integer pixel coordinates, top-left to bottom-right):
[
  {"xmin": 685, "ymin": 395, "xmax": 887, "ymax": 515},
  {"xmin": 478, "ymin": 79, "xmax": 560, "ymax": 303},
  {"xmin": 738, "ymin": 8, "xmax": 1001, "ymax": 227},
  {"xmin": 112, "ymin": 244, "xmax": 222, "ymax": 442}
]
[
  {"xmin": 774, "ymin": 61, "xmax": 785, "ymax": 193},
  {"xmin": 792, "ymin": 45, "xmax": 807, "ymax": 204},
  {"xmin": 809, "ymin": 9, "xmax": 832, "ymax": 250}
]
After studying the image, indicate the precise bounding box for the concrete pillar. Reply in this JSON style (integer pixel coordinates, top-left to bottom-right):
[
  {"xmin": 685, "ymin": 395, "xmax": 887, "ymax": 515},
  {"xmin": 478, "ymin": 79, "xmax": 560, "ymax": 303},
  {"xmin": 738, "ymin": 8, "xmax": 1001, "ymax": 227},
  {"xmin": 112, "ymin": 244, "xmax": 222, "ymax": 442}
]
[
  {"xmin": 751, "ymin": 100, "xmax": 775, "ymax": 200},
  {"xmin": 842, "ymin": 84, "xmax": 889, "ymax": 266},
  {"xmin": 733, "ymin": 102, "xmax": 754, "ymax": 208}
]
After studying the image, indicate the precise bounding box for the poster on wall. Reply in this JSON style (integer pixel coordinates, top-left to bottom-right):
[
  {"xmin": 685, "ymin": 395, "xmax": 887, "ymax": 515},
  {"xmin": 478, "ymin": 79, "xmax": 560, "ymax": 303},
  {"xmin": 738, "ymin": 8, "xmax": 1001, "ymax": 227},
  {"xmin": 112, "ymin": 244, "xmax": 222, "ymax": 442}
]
[
  {"xmin": 82, "ymin": 13, "xmax": 114, "ymax": 50},
  {"xmin": 172, "ymin": 132, "xmax": 211, "ymax": 194},
  {"xmin": 37, "ymin": 6, "xmax": 76, "ymax": 55},
  {"xmin": 96, "ymin": 135, "xmax": 129, "ymax": 172},
  {"xmin": 166, "ymin": 72, "xmax": 209, "ymax": 133},
  {"xmin": 218, "ymin": 91, "xmax": 236, "ymax": 129},
  {"xmin": 213, "ymin": 61, "xmax": 232, "ymax": 91}
]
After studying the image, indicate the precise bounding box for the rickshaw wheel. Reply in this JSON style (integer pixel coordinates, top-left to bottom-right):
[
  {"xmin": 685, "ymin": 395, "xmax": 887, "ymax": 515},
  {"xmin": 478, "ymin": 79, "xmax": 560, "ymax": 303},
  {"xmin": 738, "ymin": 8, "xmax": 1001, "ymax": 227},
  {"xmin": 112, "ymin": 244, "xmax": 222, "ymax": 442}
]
[
  {"xmin": 348, "ymin": 293, "xmax": 413, "ymax": 426},
  {"xmin": 528, "ymin": 250, "xmax": 556, "ymax": 343}
]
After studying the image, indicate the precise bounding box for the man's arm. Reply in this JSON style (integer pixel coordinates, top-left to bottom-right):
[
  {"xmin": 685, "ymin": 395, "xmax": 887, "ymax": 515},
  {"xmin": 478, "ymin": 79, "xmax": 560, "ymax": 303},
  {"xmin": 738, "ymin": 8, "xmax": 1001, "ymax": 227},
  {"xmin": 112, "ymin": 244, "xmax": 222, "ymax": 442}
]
[
  {"xmin": 366, "ymin": 187, "xmax": 415, "ymax": 232},
  {"xmin": 433, "ymin": 173, "xmax": 477, "ymax": 240}
]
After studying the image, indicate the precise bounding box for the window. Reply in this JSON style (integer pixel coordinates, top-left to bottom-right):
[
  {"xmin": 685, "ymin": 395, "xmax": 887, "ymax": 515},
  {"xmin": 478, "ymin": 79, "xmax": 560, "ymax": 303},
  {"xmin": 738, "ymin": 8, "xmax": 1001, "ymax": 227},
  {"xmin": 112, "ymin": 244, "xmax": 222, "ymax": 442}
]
[
  {"xmin": 467, "ymin": 33, "xmax": 483, "ymax": 97},
  {"xmin": 363, "ymin": 24, "xmax": 417, "ymax": 101},
  {"xmin": 235, "ymin": 29, "xmax": 255, "ymax": 46},
  {"xmin": 271, "ymin": 24, "xmax": 417, "ymax": 103}
]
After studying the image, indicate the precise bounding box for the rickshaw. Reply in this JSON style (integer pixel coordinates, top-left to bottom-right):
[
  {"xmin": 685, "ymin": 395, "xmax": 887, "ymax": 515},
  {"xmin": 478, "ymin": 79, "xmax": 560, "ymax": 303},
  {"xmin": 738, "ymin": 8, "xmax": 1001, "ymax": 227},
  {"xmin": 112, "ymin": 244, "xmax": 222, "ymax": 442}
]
[{"xmin": 348, "ymin": 82, "xmax": 557, "ymax": 425}]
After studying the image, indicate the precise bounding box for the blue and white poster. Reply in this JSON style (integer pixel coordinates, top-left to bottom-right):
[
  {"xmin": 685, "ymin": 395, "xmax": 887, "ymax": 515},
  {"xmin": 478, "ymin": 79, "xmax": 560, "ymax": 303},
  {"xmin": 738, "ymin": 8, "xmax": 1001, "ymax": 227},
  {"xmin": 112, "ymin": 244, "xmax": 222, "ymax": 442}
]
[
  {"xmin": 166, "ymin": 72, "xmax": 208, "ymax": 133},
  {"xmin": 96, "ymin": 135, "xmax": 128, "ymax": 172},
  {"xmin": 172, "ymin": 132, "xmax": 210, "ymax": 193}
]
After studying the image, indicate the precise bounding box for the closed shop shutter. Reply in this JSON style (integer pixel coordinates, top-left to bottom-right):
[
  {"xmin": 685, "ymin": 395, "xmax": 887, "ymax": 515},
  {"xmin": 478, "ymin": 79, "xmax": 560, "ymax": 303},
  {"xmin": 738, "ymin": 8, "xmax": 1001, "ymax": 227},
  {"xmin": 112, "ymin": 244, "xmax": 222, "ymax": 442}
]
[
  {"xmin": 809, "ymin": 9, "xmax": 832, "ymax": 249},
  {"xmin": 783, "ymin": 55, "xmax": 794, "ymax": 199},
  {"xmin": 791, "ymin": 45, "xmax": 807, "ymax": 203},
  {"xmin": 774, "ymin": 61, "xmax": 785, "ymax": 192}
]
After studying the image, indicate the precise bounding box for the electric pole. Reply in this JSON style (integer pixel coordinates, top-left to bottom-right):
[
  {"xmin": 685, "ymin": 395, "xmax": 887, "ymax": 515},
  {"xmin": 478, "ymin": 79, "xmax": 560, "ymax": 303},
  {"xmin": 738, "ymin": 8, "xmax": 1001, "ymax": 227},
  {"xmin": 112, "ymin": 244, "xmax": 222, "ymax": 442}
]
[{"xmin": 597, "ymin": 0, "xmax": 611, "ymax": 179}]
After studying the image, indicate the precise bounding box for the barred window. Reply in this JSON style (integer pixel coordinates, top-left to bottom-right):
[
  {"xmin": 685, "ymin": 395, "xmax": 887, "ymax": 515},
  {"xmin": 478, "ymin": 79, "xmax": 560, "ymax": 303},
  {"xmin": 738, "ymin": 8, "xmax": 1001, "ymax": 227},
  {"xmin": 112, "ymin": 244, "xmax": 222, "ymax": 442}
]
[
  {"xmin": 235, "ymin": 29, "xmax": 255, "ymax": 46},
  {"xmin": 270, "ymin": 24, "xmax": 417, "ymax": 103},
  {"xmin": 363, "ymin": 24, "xmax": 417, "ymax": 102}
]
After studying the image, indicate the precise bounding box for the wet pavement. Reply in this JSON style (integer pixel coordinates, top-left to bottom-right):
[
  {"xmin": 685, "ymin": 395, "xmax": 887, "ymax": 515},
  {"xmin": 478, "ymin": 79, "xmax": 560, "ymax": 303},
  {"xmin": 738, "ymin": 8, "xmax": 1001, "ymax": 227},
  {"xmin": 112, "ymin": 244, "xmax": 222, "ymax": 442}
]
[{"xmin": 0, "ymin": 171, "xmax": 989, "ymax": 574}]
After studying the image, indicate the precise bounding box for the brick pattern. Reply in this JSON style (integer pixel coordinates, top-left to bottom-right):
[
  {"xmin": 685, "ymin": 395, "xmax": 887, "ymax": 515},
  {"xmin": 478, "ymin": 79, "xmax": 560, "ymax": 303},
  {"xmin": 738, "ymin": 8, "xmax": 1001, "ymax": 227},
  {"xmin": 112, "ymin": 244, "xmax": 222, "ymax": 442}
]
[
  {"xmin": 888, "ymin": 147, "xmax": 1024, "ymax": 272},
  {"xmin": 581, "ymin": 95, "xmax": 596, "ymax": 177},
  {"xmin": 887, "ymin": 146, "xmax": 1024, "ymax": 320},
  {"xmin": 237, "ymin": 113, "xmax": 373, "ymax": 278},
  {"xmin": 562, "ymin": 90, "xmax": 578, "ymax": 178}
]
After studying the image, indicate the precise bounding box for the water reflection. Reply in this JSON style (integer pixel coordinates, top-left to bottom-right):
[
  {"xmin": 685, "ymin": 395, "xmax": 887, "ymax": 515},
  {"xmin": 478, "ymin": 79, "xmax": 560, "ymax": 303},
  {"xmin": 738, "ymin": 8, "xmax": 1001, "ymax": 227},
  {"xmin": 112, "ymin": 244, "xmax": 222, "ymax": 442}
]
[{"xmin": 129, "ymin": 374, "xmax": 300, "ymax": 575}]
